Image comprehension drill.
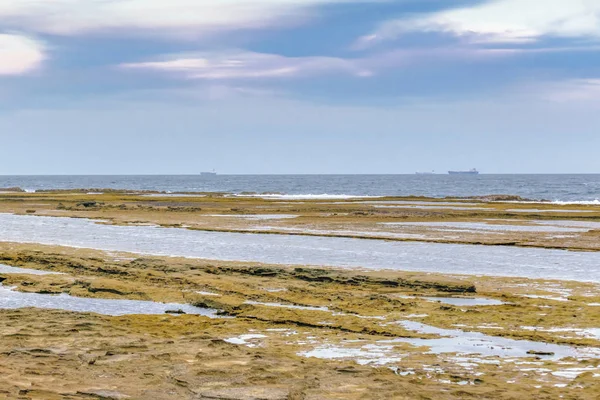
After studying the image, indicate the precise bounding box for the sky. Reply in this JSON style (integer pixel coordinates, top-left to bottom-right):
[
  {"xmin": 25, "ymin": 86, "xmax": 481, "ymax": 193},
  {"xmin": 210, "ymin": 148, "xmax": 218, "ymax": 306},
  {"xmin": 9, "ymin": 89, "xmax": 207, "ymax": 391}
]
[{"xmin": 1, "ymin": 0, "xmax": 599, "ymax": 174}]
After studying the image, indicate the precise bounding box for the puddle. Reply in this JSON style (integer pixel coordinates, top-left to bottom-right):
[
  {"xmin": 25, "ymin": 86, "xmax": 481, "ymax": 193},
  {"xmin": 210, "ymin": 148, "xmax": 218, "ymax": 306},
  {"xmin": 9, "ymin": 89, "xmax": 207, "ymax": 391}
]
[
  {"xmin": 261, "ymin": 226, "xmax": 427, "ymax": 240},
  {"xmin": 0, "ymin": 284, "xmax": 217, "ymax": 317},
  {"xmin": 224, "ymin": 334, "xmax": 267, "ymax": 347},
  {"xmin": 142, "ymin": 194, "xmax": 206, "ymax": 198},
  {"xmin": 236, "ymin": 194, "xmax": 379, "ymax": 200},
  {"xmin": 358, "ymin": 201, "xmax": 482, "ymax": 206},
  {"xmin": 392, "ymin": 321, "xmax": 597, "ymax": 360},
  {"xmin": 506, "ymin": 209, "xmax": 594, "ymax": 213},
  {"xmin": 299, "ymin": 321, "xmax": 600, "ymax": 366},
  {"xmin": 245, "ymin": 301, "xmax": 329, "ymax": 312},
  {"xmin": 0, "ymin": 264, "xmax": 63, "ymax": 276},
  {"xmin": 534, "ymin": 220, "xmax": 600, "ymax": 229},
  {"xmin": 474, "ymin": 325, "xmax": 504, "ymax": 330},
  {"xmin": 300, "ymin": 344, "xmax": 403, "ymax": 366},
  {"xmin": 1, "ymin": 214, "xmax": 600, "ymax": 282},
  {"xmin": 521, "ymin": 327, "xmax": 600, "ymax": 341},
  {"xmin": 207, "ymin": 214, "xmax": 299, "ymax": 220},
  {"xmin": 430, "ymin": 229, "xmax": 506, "ymax": 235},
  {"xmin": 552, "ymin": 366, "xmax": 600, "ymax": 379},
  {"xmin": 196, "ymin": 291, "xmax": 221, "ymax": 297},
  {"xmin": 262, "ymin": 288, "xmax": 287, "ymax": 293},
  {"xmin": 521, "ymin": 295, "xmax": 569, "ymax": 302},
  {"xmin": 423, "ymin": 297, "xmax": 505, "ymax": 306},
  {"xmin": 373, "ymin": 205, "xmax": 491, "ymax": 211},
  {"xmin": 381, "ymin": 222, "xmax": 589, "ymax": 233}
]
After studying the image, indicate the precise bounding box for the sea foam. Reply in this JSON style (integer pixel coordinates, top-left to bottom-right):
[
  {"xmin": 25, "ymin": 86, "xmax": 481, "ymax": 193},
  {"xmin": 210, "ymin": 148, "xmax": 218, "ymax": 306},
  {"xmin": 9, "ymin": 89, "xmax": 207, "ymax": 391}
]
[
  {"xmin": 234, "ymin": 194, "xmax": 381, "ymax": 200},
  {"xmin": 551, "ymin": 200, "xmax": 600, "ymax": 205}
]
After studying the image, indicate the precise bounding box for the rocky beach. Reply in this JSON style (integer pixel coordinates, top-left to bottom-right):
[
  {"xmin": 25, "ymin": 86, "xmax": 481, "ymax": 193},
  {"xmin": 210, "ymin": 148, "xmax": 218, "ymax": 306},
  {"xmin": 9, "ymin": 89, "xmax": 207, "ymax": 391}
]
[{"xmin": 0, "ymin": 190, "xmax": 598, "ymax": 399}]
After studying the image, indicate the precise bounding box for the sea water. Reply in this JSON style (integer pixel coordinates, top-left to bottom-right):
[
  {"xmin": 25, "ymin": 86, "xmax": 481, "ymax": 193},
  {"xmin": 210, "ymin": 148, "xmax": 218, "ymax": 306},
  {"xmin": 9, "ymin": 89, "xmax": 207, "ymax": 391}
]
[{"xmin": 0, "ymin": 174, "xmax": 599, "ymax": 202}]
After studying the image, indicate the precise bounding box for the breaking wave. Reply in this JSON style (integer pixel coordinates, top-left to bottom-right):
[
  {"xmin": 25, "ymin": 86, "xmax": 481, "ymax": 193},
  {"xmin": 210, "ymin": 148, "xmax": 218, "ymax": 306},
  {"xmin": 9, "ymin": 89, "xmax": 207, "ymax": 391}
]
[
  {"xmin": 552, "ymin": 200, "xmax": 600, "ymax": 205},
  {"xmin": 234, "ymin": 193, "xmax": 382, "ymax": 200}
]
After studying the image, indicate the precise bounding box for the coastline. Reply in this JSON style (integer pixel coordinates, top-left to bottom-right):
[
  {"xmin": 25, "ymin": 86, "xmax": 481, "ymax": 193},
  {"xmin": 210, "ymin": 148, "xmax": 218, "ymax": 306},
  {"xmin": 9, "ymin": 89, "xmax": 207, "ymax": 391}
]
[
  {"xmin": 0, "ymin": 191, "xmax": 599, "ymax": 398},
  {"xmin": 0, "ymin": 190, "xmax": 598, "ymax": 252}
]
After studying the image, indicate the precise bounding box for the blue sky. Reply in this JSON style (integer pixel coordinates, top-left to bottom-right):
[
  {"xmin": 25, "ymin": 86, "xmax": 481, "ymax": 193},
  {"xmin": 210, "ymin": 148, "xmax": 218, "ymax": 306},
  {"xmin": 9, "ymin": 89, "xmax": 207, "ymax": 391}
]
[{"xmin": 1, "ymin": 0, "xmax": 599, "ymax": 174}]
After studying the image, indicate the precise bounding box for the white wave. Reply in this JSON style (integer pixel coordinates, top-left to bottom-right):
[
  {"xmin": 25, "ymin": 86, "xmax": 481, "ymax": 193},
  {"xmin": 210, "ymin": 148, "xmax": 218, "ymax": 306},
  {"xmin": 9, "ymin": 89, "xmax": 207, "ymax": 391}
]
[
  {"xmin": 552, "ymin": 200, "xmax": 600, "ymax": 205},
  {"xmin": 501, "ymin": 199, "xmax": 600, "ymax": 206},
  {"xmin": 233, "ymin": 194, "xmax": 381, "ymax": 200}
]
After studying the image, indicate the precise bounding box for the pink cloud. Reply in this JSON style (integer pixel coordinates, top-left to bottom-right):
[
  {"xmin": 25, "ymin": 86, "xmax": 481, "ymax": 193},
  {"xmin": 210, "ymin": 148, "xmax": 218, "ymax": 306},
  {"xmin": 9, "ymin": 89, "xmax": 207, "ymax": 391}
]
[
  {"xmin": 120, "ymin": 51, "xmax": 372, "ymax": 80},
  {"xmin": 0, "ymin": 0, "xmax": 369, "ymax": 38},
  {"xmin": 0, "ymin": 34, "xmax": 45, "ymax": 75},
  {"xmin": 358, "ymin": 0, "xmax": 600, "ymax": 47}
]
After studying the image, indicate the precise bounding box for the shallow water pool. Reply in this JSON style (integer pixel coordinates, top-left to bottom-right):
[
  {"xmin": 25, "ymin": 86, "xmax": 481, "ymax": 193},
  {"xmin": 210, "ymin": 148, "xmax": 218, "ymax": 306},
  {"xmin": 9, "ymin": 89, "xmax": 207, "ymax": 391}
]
[
  {"xmin": 0, "ymin": 264, "xmax": 63, "ymax": 275},
  {"xmin": 0, "ymin": 284, "xmax": 217, "ymax": 317},
  {"xmin": 0, "ymin": 213, "xmax": 599, "ymax": 282}
]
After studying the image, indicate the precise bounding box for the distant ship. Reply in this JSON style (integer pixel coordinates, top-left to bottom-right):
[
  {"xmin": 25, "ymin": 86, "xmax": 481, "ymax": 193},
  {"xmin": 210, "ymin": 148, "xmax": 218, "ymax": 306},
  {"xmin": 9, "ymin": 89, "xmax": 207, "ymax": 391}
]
[
  {"xmin": 415, "ymin": 171, "xmax": 435, "ymax": 175},
  {"xmin": 448, "ymin": 168, "xmax": 479, "ymax": 175},
  {"xmin": 200, "ymin": 170, "xmax": 217, "ymax": 177}
]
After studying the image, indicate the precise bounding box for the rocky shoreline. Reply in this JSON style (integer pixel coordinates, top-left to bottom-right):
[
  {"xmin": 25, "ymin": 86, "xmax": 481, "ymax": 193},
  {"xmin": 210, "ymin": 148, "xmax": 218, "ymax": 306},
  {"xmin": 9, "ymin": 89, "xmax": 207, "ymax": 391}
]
[{"xmin": 0, "ymin": 193, "xmax": 598, "ymax": 399}]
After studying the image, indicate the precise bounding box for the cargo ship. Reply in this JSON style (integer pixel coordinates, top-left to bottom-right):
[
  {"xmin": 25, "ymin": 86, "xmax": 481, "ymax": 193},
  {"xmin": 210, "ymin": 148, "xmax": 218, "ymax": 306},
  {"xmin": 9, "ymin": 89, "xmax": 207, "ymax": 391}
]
[
  {"xmin": 200, "ymin": 170, "xmax": 217, "ymax": 177},
  {"xmin": 448, "ymin": 168, "xmax": 479, "ymax": 175}
]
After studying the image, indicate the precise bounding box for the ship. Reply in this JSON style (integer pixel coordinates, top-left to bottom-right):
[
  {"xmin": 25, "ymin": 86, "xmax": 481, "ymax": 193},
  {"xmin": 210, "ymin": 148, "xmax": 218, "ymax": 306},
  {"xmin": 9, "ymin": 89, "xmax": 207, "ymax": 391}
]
[
  {"xmin": 415, "ymin": 171, "xmax": 435, "ymax": 175},
  {"xmin": 448, "ymin": 168, "xmax": 479, "ymax": 175},
  {"xmin": 200, "ymin": 170, "xmax": 217, "ymax": 177}
]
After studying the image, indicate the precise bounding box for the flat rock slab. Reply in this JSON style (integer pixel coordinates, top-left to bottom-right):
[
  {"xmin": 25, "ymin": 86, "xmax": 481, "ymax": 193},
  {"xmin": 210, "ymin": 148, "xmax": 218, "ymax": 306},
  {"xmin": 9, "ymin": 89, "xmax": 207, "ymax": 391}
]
[
  {"xmin": 77, "ymin": 390, "xmax": 131, "ymax": 399},
  {"xmin": 198, "ymin": 387, "xmax": 289, "ymax": 400}
]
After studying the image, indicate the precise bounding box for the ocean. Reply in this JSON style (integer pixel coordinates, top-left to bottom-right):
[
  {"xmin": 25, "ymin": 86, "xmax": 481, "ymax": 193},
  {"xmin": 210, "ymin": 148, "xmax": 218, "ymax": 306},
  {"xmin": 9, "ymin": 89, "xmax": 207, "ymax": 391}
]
[{"xmin": 0, "ymin": 174, "xmax": 599, "ymax": 203}]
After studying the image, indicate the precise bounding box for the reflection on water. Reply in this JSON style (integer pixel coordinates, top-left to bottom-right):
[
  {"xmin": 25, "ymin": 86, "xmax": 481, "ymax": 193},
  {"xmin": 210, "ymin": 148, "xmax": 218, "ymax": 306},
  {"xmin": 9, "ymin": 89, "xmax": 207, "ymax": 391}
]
[
  {"xmin": 0, "ymin": 264, "xmax": 63, "ymax": 275},
  {"xmin": 0, "ymin": 284, "xmax": 217, "ymax": 317},
  {"xmin": 394, "ymin": 321, "xmax": 594, "ymax": 359},
  {"xmin": 0, "ymin": 214, "xmax": 599, "ymax": 282},
  {"xmin": 300, "ymin": 321, "xmax": 600, "ymax": 365},
  {"xmin": 382, "ymin": 221, "xmax": 590, "ymax": 233},
  {"xmin": 422, "ymin": 297, "xmax": 505, "ymax": 306}
]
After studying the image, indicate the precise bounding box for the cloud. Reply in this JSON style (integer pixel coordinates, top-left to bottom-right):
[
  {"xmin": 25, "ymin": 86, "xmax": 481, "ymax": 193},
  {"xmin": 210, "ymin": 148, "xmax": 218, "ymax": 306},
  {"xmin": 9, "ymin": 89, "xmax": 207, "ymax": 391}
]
[
  {"xmin": 0, "ymin": 0, "xmax": 367, "ymax": 37},
  {"xmin": 359, "ymin": 0, "xmax": 600, "ymax": 46},
  {"xmin": 120, "ymin": 50, "xmax": 372, "ymax": 80},
  {"xmin": 120, "ymin": 45, "xmax": 534, "ymax": 82},
  {"xmin": 539, "ymin": 79, "xmax": 600, "ymax": 103},
  {"xmin": 0, "ymin": 34, "xmax": 45, "ymax": 75}
]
